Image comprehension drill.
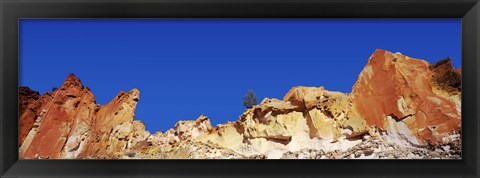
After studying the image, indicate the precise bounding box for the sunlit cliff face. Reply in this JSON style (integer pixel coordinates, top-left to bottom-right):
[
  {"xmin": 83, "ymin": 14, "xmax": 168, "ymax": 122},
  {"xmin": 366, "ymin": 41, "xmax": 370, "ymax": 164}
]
[{"xmin": 18, "ymin": 49, "xmax": 461, "ymax": 159}]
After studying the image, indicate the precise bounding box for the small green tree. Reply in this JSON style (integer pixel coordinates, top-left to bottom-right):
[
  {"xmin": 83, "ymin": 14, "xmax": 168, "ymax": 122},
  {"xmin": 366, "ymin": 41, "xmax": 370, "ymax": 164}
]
[{"xmin": 243, "ymin": 90, "xmax": 258, "ymax": 109}]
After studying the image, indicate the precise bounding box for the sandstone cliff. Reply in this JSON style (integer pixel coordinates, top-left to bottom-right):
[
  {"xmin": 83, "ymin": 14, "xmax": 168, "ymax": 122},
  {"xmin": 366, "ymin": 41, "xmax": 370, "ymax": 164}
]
[{"xmin": 19, "ymin": 49, "xmax": 461, "ymax": 159}]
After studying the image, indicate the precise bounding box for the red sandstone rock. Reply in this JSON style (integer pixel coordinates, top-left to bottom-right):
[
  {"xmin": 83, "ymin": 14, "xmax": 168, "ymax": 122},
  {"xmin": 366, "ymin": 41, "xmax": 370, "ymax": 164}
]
[
  {"xmin": 78, "ymin": 88, "xmax": 140, "ymax": 158},
  {"xmin": 349, "ymin": 49, "xmax": 461, "ymax": 145},
  {"xmin": 20, "ymin": 74, "xmax": 92, "ymax": 158},
  {"xmin": 19, "ymin": 74, "xmax": 142, "ymax": 159},
  {"xmin": 19, "ymin": 87, "xmax": 40, "ymax": 115},
  {"xmin": 18, "ymin": 87, "xmax": 47, "ymax": 146}
]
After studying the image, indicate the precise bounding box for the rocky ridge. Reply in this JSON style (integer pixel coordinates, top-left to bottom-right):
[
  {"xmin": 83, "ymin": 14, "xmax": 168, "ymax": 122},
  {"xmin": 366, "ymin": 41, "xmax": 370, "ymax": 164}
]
[{"xmin": 19, "ymin": 49, "xmax": 461, "ymax": 159}]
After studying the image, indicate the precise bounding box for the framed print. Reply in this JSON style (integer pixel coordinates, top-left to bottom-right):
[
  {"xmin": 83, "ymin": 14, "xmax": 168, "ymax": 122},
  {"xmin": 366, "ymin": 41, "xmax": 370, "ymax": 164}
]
[
  {"xmin": 1, "ymin": 0, "xmax": 480, "ymax": 177},
  {"xmin": 16, "ymin": 19, "xmax": 463, "ymax": 160}
]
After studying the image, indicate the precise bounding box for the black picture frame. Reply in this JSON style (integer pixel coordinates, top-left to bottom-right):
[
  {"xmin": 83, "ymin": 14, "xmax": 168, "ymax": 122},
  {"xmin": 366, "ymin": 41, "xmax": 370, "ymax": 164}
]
[{"xmin": 1, "ymin": 0, "xmax": 479, "ymax": 177}]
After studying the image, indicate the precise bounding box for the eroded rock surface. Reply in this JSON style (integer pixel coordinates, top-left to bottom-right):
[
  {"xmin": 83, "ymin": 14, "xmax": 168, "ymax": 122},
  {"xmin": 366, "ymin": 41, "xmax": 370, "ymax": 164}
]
[
  {"xmin": 19, "ymin": 49, "xmax": 461, "ymax": 159},
  {"xmin": 19, "ymin": 74, "xmax": 145, "ymax": 159},
  {"xmin": 349, "ymin": 49, "xmax": 461, "ymax": 146}
]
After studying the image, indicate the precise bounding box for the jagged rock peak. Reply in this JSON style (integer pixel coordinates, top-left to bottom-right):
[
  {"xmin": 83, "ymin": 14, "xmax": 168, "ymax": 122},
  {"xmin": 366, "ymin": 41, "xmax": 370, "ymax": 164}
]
[
  {"xmin": 18, "ymin": 74, "xmax": 146, "ymax": 159},
  {"xmin": 113, "ymin": 88, "xmax": 140, "ymax": 103},
  {"xmin": 60, "ymin": 73, "xmax": 84, "ymax": 89}
]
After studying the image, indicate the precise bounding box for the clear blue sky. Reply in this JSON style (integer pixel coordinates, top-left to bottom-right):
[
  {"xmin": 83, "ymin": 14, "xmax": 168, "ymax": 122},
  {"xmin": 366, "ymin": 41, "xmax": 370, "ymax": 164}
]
[{"xmin": 20, "ymin": 19, "xmax": 461, "ymax": 132}]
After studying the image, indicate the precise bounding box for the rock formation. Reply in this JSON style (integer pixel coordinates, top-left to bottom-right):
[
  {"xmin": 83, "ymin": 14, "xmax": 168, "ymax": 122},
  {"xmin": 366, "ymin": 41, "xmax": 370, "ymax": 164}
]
[
  {"xmin": 18, "ymin": 49, "xmax": 461, "ymax": 159},
  {"xmin": 19, "ymin": 74, "xmax": 144, "ymax": 159},
  {"xmin": 349, "ymin": 50, "xmax": 461, "ymax": 146}
]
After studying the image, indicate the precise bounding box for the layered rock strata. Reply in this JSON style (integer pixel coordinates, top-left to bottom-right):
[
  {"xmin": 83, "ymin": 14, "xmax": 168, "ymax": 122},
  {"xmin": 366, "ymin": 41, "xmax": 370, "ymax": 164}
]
[{"xmin": 19, "ymin": 49, "xmax": 461, "ymax": 159}]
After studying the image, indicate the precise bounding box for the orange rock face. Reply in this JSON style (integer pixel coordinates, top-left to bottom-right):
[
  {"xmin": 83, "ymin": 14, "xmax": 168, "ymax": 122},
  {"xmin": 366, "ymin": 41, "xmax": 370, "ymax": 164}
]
[
  {"xmin": 19, "ymin": 74, "xmax": 145, "ymax": 159},
  {"xmin": 349, "ymin": 49, "xmax": 461, "ymax": 145},
  {"xmin": 20, "ymin": 75, "xmax": 92, "ymax": 158},
  {"xmin": 77, "ymin": 89, "xmax": 140, "ymax": 158},
  {"xmin": 18, "ymin": 87, "xmax": 43, "ymax": 145}
]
